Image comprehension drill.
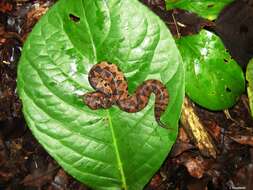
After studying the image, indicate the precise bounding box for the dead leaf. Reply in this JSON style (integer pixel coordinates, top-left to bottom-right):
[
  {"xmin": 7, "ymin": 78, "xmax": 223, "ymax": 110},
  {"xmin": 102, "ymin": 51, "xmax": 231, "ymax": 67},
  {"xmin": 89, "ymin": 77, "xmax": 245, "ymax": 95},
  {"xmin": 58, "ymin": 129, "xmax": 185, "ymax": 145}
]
[
  {"xmin": 230, "ymin": 135, "xmax": 253, "ymax": 146},
  {"xmin": 149, "ymin": 174, "xmax": 163, "ymax": 189},
  {"xmin": 181, "ymin": 97, "xmax": 217, "ymax": 158},
  {"xmin": 50, "ymin": 169, "xmax": 69, "ymax": 190},
  {"xmin": 176, "ymin": 153, "xmax": 211, "ymax": 179},
  {"xmin": 171, "ymin": 141, "xmax": 195, "ymax": 157},
  {"xmin": 21, "ymin": 163, "xmax": 58, "ymax": 188},
  {"xmin": 0, "ymin": 2, "xmax": 13, "ymax": 12}
]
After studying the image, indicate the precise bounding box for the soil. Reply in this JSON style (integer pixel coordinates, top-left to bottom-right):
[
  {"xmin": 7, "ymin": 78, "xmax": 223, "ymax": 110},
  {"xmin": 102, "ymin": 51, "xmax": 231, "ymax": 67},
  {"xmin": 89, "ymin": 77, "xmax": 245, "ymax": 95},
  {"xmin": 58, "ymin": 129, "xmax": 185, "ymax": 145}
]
[{"xmin": 0, "ymin": 0, "xmax": 253, "ymax": 190}]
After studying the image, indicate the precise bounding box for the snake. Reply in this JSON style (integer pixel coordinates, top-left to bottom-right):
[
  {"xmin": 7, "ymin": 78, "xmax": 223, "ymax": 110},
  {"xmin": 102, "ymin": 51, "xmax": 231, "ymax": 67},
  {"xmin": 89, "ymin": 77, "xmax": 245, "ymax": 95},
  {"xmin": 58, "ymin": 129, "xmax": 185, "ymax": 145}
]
[{"xmin": 83, "ymin": 61, "xmax": 169, "ymax": 128}]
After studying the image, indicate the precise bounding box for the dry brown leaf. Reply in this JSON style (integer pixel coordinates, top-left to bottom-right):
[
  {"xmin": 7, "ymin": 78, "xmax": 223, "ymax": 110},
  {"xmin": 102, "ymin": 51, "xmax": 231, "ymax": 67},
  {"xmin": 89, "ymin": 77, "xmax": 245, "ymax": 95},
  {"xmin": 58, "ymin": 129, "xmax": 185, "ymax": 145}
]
[
  {"xmin": 181, "ymin": 97, "xmax": 217, "ymax": 158},
  {"xmin": 21, "ymin": 163, "xmax": 57, "ymax": 188},
  {"xmin": 230, "ymin": 135, "xmax": 253, "ymax": 146},
  {"xmin": 183, "ymin": 156, "xmax": 206, "ymax": 178}
]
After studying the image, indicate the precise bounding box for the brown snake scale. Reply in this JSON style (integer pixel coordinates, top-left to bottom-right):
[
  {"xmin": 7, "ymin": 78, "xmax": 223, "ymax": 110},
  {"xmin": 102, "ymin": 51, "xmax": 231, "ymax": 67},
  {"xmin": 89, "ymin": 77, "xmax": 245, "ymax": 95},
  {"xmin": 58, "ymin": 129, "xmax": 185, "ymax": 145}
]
[{"xmin": 83, "ymin": 61, "xmax": 169, "ymax": 127}]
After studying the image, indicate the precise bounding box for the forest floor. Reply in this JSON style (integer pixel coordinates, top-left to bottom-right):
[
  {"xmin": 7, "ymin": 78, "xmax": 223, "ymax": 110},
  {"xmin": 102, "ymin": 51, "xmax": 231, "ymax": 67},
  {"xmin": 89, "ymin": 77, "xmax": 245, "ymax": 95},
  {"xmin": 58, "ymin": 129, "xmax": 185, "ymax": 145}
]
[{"xmin": 0, "ymin": 0, "xmax": 253, "ymax": 190}]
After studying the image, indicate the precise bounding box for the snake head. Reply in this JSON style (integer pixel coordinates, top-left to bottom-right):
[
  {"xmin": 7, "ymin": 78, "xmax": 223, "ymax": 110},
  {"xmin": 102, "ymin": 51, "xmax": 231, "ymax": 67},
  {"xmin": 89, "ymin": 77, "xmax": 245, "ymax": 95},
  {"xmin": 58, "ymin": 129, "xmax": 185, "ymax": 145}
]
[
  {"xmin": 83, "ymin": 92, "xmax": 113, "ymax": 110},
  {"xmin": 88, "ymin": 67, "xmax": 115, "ymax": 96},
  {"xmin": 95, "ymin": 80, "xmax": 113, "ymax": 96}
]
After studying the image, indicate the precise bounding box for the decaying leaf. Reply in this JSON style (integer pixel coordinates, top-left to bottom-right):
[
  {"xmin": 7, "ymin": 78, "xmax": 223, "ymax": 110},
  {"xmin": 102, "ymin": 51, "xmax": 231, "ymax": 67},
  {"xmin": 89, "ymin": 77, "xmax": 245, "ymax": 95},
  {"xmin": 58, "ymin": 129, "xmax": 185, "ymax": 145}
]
[{"xmin": 180, "ymin": 97, "xmax": 217, "ymax": 158}]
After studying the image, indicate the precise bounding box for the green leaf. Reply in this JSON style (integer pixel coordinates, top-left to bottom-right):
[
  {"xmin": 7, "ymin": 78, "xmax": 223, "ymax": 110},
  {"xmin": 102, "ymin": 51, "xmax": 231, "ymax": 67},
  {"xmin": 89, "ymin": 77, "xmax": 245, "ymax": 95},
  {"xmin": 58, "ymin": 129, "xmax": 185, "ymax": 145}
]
[
  {"xmin": 247, "ymin": 59, "xmax": 253, "ymax": 118},
  {"xmin": 177, "ymin": 30, "xmax": 245, "ymax": 110},
  {"xmin": 17, "ymin": 0, "xmax": 184, "ymax": 189},
  {"xmin": 165, "ymin": 0, "xmax": 233, "ymax": 20}
]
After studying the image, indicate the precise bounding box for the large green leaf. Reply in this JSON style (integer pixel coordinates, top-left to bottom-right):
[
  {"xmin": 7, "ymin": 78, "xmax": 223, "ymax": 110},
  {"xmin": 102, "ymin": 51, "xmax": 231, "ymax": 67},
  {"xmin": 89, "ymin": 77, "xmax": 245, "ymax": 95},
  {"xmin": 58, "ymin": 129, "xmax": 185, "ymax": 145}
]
[
  {"xmin": 177, "ymin": 30, "xmax": 245, "ymax": 110},
  {"xmin": 17, "ymin": 0, "xmax": 184, "ymax": 189},
  {"xmin": 247, "ymin": 59, "xmax": 253, "ymax": 118},
  {"xmin": 166, "ymin": 0, "xmax": 233, "ymax": 20}
]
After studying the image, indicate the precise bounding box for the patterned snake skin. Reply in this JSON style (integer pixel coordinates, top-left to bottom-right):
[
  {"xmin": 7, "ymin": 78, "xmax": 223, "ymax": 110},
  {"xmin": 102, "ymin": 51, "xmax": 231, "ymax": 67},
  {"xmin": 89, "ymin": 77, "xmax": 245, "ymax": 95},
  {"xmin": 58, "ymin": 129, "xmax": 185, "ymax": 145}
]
[{"xmin": 83, "ymin": 61, "xmax": 169, "ymax": 127}]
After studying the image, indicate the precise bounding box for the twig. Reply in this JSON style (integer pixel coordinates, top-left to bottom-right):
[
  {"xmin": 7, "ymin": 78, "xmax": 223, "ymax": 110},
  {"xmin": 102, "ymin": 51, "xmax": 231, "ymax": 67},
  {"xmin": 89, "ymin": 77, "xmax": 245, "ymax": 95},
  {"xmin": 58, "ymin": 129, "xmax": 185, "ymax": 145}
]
[{"xmin": 172, "ymin": 10, "xmax": 181, "ymax": 38}]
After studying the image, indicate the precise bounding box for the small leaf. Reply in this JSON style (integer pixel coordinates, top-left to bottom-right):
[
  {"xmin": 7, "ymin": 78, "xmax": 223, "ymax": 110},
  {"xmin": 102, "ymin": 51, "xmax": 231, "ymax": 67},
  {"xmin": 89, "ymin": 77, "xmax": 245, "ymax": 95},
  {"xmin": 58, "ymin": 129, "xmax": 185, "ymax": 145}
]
[
  {"xmin": 177, "ymin": 30, "xmax": 245, "ymax": 110},
  {"xmin": 246, "ymin": 59, "xmax": 253, "ymax": 118},
  {"xmin": 17, "ymin": 0, "xmax": 184, "ymax": 189},
  {"xmin": 165, "ymin": 0, "xmax": 233, "ymax": 20}
]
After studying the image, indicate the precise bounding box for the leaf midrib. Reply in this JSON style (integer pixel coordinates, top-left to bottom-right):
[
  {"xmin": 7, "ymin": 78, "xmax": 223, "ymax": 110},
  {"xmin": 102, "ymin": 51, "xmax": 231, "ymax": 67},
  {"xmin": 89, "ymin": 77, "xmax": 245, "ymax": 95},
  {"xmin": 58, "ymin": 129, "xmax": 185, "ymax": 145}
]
[
  {"xmin": 107, "ymin": 110, "xmax": 127, "ymax": 190},
  {"xmin": 79, "ymin": 1, "xmax": 127, "ymax": 186}
]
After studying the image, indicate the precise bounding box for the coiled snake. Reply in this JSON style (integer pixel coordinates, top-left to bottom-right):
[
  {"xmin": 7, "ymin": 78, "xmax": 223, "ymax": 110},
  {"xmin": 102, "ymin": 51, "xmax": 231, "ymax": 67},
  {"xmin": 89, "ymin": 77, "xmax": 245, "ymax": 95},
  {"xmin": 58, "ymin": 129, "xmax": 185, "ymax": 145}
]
[{"xmin": 83, "ymin": 61, "xmax": 169, "ymax": 127}]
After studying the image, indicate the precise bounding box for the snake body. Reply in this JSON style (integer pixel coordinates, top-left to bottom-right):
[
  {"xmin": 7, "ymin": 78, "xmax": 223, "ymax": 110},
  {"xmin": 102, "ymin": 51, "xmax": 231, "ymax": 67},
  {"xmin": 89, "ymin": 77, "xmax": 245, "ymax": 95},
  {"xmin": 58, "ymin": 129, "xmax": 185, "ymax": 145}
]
[{"xmin": 83, "ymin": 61, "xmax": 169, "ymax": 127}]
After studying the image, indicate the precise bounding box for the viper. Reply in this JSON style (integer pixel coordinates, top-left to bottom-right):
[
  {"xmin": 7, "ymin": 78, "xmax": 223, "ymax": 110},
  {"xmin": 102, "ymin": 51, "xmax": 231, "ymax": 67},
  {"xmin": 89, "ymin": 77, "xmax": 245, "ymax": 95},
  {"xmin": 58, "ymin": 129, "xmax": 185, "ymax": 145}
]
[{"xmin": 83, "ymin": 61, "xmax": 169, "ymax": 127}]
